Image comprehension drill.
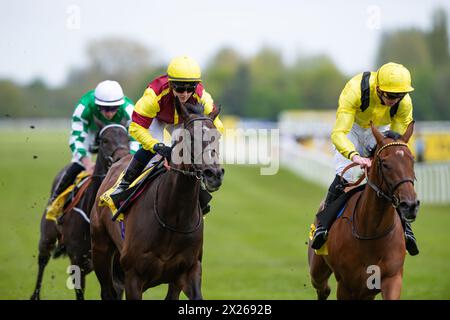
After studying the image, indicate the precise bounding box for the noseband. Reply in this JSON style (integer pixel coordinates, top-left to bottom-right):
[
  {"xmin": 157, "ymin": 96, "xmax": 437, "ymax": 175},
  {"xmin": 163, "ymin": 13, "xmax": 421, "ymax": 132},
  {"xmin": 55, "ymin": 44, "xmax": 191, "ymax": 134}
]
[
  {"xmin": 165, "ymin": 116, "xmax": 215, "ymax": 181},
  {"xmin": 366, "ymin": 142, "xmax": 415, "ymax": 208}
]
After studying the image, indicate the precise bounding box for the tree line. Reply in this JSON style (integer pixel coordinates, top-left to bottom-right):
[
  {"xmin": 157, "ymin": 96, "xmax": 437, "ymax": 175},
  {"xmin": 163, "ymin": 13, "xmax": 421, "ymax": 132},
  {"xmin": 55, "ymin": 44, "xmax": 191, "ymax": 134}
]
[{"xmin": 1, "ymin": 9, "xmax": 449, "ymax": 121}]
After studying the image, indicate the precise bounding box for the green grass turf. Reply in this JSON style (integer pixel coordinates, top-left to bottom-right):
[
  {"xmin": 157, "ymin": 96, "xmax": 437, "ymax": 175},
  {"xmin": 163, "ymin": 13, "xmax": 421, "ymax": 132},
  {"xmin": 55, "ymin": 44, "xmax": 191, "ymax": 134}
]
[{"xmin": 0, "ymin": 129, "xmax": 449, "ymax": 299}]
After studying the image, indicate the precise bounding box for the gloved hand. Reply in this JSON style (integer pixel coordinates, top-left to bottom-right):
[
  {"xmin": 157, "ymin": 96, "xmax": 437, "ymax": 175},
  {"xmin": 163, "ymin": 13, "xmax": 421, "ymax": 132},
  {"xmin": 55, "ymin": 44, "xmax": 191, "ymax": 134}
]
[{"xmin": 153, "ymin": 143, "xmax": 172, "ymax": 160}]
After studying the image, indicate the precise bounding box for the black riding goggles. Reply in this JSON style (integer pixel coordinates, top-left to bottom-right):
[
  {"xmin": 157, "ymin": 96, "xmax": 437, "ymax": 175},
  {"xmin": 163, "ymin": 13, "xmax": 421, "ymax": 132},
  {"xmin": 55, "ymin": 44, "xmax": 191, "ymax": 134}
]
[
  {"xmin": 381, "ymin": 91, "xmax": 406, "ymax": 100},
  {"xmin": 171, "ymin": 82, "xmax": 197, "ymax": 93},
  {"xmin": 98, "ymin": 105, "xmax": 119, "ymax": 112}
]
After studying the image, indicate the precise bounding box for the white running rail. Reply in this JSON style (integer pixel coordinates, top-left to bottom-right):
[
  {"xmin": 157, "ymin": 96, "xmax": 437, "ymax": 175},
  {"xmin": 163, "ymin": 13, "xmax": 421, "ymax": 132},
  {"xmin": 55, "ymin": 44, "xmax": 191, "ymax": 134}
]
[{"xmin": 281, "ymin": 140, "xmax": 450, "ymax": 204}]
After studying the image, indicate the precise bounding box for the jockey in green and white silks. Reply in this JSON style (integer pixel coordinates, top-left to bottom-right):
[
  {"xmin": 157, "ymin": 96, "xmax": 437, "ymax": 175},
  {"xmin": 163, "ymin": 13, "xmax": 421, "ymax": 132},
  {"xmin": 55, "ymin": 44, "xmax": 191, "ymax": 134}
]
[
  {"xmin": 48, "ymin": 80, "xmax": 139, "ymax": 208},
  {"xmin": 70, "ymin": 87, "xmax": 139, "ymax": 164}
]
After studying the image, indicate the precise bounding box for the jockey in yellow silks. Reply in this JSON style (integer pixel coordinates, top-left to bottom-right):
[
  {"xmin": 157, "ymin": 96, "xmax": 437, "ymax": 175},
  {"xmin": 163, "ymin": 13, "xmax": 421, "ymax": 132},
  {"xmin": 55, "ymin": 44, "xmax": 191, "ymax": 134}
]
[{"xmin": 311, "ymin": 62, "xmax": 419, "ymax": 256}]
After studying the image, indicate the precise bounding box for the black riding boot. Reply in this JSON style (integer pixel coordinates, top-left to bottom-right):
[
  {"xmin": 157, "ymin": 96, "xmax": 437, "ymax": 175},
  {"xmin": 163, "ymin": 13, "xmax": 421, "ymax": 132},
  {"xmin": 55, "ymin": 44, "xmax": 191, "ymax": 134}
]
[
  {"xmin": 111, "ymin": 149, "xmax": 155, "ymax": 196},
  {"xmin": 49, "ymin": 162, "xmax": 84, "ymax": 203},
  {"xmin": 111, "ymin": 158, "xmax": 148, "ymax": 196},
  {"xmin": 404, "ymin": 221, "xmax": 419, "ymax": 256},
  {"xmin": 311, "ymin": 175, "xmax": 347, "ymax": 250},
  {"xmin": 199, "ymin": 188, "xmax": 213, "ymax": 215}
]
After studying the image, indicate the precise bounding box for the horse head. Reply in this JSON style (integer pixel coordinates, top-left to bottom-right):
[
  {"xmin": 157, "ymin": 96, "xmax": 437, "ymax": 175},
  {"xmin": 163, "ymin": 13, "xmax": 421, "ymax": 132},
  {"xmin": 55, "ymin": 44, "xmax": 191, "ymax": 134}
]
[
  {"xmin": 93, "ymin": 116, "xmax": 130, "ymax": 172},
  {"xmin": 171, "ymin": 96, "xmax": 224, "ymax": 192},
  {"xmin": 370, "ymin": 121, "xmax": 420, "ymax": 222}
]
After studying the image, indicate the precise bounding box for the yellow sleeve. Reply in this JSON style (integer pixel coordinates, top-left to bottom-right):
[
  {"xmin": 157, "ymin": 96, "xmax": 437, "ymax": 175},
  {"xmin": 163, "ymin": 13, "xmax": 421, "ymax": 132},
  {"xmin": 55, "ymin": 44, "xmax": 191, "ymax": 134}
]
[
  {"xmin": 129, "ymin": 87, "xmax": 162, "ymax": 152},
  {"xmin": 199, "ymin": 89, "xmax": 225, "ymax": 134},
  {"xmin": 331, "ymin": 74, "xmax": 362, "ymax": 159},
  {"xmin": 391, "ymin": 95, "xmax": 413, "ymax": 135},
  {"xmin": 213, "ymin": 116, "xmax": 224, "ymax": 134},
  {"xmin": 134, "ymin": 87, "xmax": 160, "ymax": 118},
  {"xmin": 129, "ymin": 122, "xmax": 160, "ymax": 152}
]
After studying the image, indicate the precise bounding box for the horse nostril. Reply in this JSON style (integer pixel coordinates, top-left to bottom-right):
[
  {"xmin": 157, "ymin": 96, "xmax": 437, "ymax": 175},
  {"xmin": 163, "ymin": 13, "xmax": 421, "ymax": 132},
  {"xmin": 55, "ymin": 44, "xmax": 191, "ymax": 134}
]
[
  {"xmin": 399, "ymin": 201, "xmax": 409, "ymax": 210},
  {"xmin": 399, "ymin": 200, "xmax": 419, "ymax": 219},
  {"xmin": 204, "ymin": 169, "xmax": 214, "ymax": 178}
]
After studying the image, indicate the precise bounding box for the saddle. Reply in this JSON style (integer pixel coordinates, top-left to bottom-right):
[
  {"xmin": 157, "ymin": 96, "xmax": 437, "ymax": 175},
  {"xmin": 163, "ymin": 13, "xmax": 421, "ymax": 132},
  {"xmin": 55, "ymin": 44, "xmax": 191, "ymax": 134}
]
[
  {"xmin": 99, "ymin": 160, "xmax": 166, "ymax": 222},
  {"xmin": 310, "ymin": 184, "xmax": 366, "ymax": 256},
  {"xmin": 45, "ymin": 172, "xmax": 92, "ymax": 222},
  {"xmin": 316, "ymin": 184, "xmax": 366, "ymax": 228}
]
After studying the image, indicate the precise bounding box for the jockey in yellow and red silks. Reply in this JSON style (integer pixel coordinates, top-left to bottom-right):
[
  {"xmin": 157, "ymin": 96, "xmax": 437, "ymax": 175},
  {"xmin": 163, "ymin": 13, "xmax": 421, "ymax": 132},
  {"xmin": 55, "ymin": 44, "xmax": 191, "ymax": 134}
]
[
  {"xmin": 110, "ymin": 56, "xmax": 224, "ymax": 215},
  {"xmin": 311, "ymin": 62, "xmax": 419, "ymax": 256}
]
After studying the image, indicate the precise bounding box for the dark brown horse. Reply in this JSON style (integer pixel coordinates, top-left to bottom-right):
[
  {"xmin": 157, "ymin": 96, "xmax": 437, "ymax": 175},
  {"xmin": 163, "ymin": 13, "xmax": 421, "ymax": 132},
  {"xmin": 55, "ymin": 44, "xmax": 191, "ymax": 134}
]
[
  {"xmin": 91, "ymin": 101, "xmax": 224, "ymax": 300},
  {"xmin": 308, "ymin": 122, "xmax": 419, "ymax": 300},
  {"xmin": 30, "ymin": 121, "xmax": 130, "ymax": 300}
]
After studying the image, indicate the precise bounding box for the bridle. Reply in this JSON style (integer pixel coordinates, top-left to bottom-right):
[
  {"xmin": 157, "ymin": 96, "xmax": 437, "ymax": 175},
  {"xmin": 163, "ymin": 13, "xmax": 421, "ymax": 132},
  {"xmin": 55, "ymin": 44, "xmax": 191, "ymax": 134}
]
[
  {"xmin": 153, "ymin": 116, "xmax": 215, "ymax": 234},
  {"xmin": 366, "ymin": 141, "xmax": 415, "ymax": 208},
  {"xmin": 165, "ymin": 116, "xmax": 216, "ymax": 181},
  {"xmin": 352, "ymin": 141, "xmax": 415, "ymax": 240},
  {"xmin": 153, "ymin": 116, "xmax": 218, "ymax": 233},
  {"xmin": 96, "ymin": 124, "xmax": 129, "ymax": 168}
]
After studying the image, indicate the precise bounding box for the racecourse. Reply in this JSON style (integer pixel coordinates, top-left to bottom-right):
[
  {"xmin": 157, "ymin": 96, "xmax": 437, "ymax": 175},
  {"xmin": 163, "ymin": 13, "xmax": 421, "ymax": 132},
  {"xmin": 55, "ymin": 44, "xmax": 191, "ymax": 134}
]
[{"xmin": 0, "ymin": 128, "xmax": 449, "ymax": 299}]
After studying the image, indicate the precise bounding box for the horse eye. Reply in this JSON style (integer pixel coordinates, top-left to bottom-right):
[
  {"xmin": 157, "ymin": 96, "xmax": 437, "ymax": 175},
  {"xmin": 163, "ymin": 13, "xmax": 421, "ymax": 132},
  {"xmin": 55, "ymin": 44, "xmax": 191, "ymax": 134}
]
[
  {"xmin": 102, "ymin": 138, "xmax": 109, "ymax": 144},
  {"xmin": 382, "ymin": 162, "xmax": 391, "ymax": 170}
]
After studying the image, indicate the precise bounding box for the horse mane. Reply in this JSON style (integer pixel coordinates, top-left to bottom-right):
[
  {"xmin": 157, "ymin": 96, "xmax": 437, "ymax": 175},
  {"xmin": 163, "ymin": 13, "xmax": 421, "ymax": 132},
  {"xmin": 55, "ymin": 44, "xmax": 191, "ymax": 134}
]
[
  {"xmin": 368, "ymin": 130, "xmax": 403, "ymax": 157},
  {"xmin": 184, "ymin": 102, "xmax": 204, "ymax": 115}
]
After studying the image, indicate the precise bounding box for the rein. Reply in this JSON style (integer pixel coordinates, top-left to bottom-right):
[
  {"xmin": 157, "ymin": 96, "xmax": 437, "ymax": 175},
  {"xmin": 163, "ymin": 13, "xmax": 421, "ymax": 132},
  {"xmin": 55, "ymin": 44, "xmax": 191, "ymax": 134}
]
[
  {"xmin": 153, "ymin": 174, "xmax": 202, "ymax": 234},
  {"xmin": 351, "ymin": 141, "xmax": 413, "ymax": 240},
  {"xmin": 351, "ymin": 191, "xmax": 396, "ymax": 240},
  {"xmin": 366, "ymin": 142, "xmax": 415, "ymax": 208},
  {"xmin": 151, "ymin": 116, "xmax": 214, "ymax": 233}
]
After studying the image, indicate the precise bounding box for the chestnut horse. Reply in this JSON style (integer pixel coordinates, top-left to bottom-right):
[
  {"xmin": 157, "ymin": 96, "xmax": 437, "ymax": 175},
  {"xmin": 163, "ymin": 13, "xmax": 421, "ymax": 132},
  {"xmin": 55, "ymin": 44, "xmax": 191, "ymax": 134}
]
[
  {"xmin": 30, "ymin": 121, "xmax": 130, "ymax": 300},
  {"xmin": 91, "ymin": 100, "xmax": 224, "ymax": 300},
  {"xmin": 308, "ymin": 122, "xmax": 419, "ymax": 300}
]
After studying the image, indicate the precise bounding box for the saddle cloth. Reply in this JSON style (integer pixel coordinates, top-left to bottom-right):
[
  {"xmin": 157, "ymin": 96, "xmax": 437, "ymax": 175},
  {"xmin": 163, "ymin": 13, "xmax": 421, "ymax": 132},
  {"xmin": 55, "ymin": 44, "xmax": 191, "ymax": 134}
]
[
  {"xmin": 99, "ymin": 163, "xmax": 163, "ymax": 222},
  {"xmin": 45, "ymin": 172, "xmax": 91, "ymax": 221}
]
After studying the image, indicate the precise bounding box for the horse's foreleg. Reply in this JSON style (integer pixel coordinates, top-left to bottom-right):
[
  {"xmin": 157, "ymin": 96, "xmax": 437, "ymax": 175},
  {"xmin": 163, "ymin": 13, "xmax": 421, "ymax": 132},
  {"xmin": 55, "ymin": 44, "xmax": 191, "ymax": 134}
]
[
  {"xmin": 181, "ymin": 260, "xmax": 203, "ymax": 300},
  {"xmin": 75, "ymin": 275, "xmax": 85, "ymax": 300},
  {"xmin": 165, "ymin": 283, "xmax": 182, "ymax": 300},
  {"xmin": 381, "ymin": 275, "xmax": 402, "ymax": 300},
  {"xmin": 111, "ymin": 253, "xmax": 125, "ymax": 300},
  {"xmin": 92, "ymin": 233, "xmax": 121, "ymax": 300},
  {"xmin": 69, "ymin": 255, "xmax": 89, "ymax": 300},
  {"xmin": 30, "ymin": 219, "xmax": 58, "ymax": 300},
  {"xmin": 309, "ymin": 247, "xmax": 332, "ymax": 300},
  {"xmin": 336, "ymin": 282, "xmax": 354, "ymax": 300},
  {"xmin": 124, "ymin": 271, "xmax": 143, "ymax": 300}
]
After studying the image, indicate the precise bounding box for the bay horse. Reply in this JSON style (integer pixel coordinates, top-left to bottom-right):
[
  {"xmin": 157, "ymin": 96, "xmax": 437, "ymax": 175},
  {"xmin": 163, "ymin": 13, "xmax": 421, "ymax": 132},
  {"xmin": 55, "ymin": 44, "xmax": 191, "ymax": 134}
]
[
  {"xmin": 90, "ymin": 100, "xmax": 224, "ymax": 300},
  {"xmin": 308, "ymin": 122, "xmax": 419, "ymax": 300},
  {"xmin": 30, "ymin": 120, "xmax": 130, "ymax": 300}
]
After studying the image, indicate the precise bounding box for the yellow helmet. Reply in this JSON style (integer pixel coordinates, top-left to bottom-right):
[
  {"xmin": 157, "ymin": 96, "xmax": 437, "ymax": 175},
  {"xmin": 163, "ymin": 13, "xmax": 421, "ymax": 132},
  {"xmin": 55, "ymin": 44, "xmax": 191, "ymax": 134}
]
[
  {"xmin": 376, "ymin": 62, "xmax": 414, "ymax": 93},
  {"xmin": 167, "ymin": 56, "xmax": 202, "ymax": 82}
]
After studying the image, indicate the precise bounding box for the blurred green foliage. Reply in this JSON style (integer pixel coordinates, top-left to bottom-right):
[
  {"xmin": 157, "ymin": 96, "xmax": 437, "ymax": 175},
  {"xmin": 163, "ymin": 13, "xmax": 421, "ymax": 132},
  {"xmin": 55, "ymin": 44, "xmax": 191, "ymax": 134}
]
[{"xmin": 0, "ymin": 9, "xmax": 449, "ymax": 120}]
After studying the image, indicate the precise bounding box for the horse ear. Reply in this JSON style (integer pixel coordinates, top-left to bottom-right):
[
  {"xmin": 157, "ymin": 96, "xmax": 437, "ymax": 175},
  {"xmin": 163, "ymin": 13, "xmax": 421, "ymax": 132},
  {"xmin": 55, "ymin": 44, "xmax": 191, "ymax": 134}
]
[
  {"xmin": 174, "ymin": 96, "xmax": 190, "ymax": 120},
  {"xmin": 371, "ymin": 121, "xmax": 384, "ymax": 145},
  {"xmin": 93, "ymin": 115, "xmax": 105, "ymax": 131},
  {"xmin": 401, "ymin": 121, "xmax": 415, "ymax": 143},
  {"xmin": 209, "ymin": 105, "xmax": 221, "ymax": 121}
]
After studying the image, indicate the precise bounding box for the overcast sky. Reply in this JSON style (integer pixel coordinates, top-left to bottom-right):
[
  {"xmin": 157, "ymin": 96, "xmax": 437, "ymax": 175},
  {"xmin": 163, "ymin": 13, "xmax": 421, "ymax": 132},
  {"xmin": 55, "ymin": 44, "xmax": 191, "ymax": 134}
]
[{"xmin": 1, "ymin": 0, "xmax": 449, "ymax": 87}]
